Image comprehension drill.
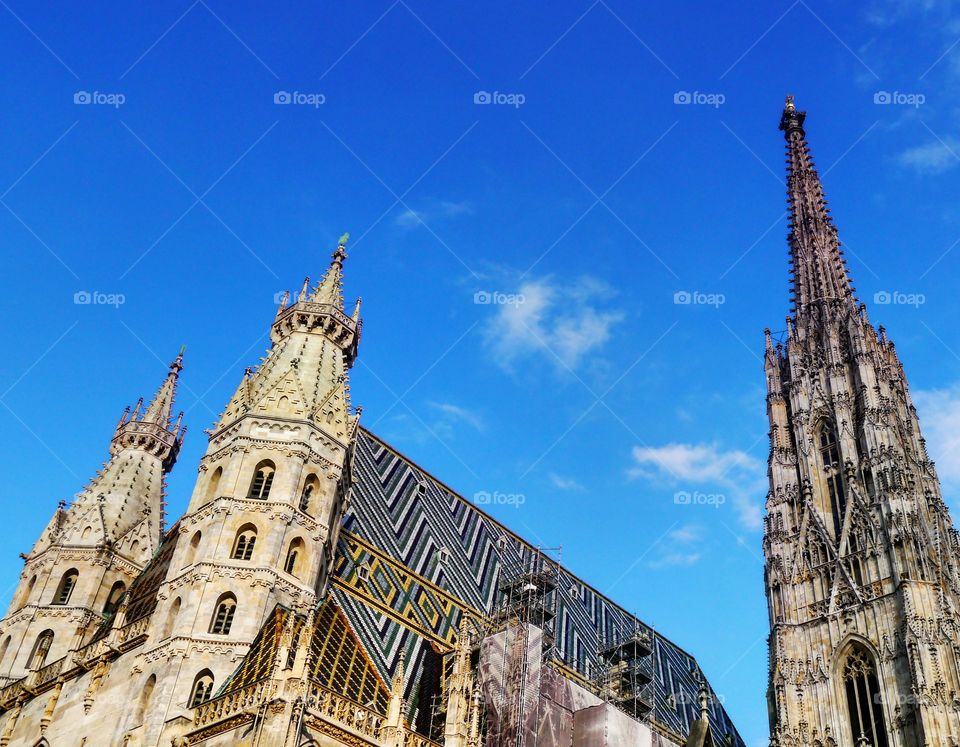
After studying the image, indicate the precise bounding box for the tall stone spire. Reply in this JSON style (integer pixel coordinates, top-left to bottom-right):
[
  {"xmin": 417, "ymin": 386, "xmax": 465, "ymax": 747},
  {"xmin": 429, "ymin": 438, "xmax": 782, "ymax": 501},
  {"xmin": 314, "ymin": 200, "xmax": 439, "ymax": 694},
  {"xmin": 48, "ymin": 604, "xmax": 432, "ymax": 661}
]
[
  {"xmin": 780, "ymin": 96, "xmax": 856, "ymax": 317},
  {"xmin": 30, "ymin": 350, "xmax": 187, "ymax": 557},
  {"xmin": 764, "ymin": 98, "xmax": 960, "ymax": 747},
  {"xmin": 214, "ymin": 235, "xmax": 361, "ymax": 440},
  {"xmin": 112, "ymin": 348, "xmax": 186, "ymax": 470}
]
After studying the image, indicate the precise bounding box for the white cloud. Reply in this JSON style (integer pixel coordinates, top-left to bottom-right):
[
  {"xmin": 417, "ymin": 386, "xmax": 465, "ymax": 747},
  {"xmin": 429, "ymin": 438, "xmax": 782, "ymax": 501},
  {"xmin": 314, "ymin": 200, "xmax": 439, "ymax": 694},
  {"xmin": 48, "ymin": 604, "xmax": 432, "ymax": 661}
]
[
  {"xmin": 628, "ymin": 442, "xmax": 757, "ymax": 482},
  {"xmin": 649, "ymin": 552, "xmax": 702, "ymax": 569},
  {"xmin": 482, "ymin": 276, "xmax": 624, "ymax": 371},
  {"xmin": 548, "ymin": 472, "xmax": 583, "ymax": 491},
  {"xmin": 668, "ymin": 523, "xmax": 704, "ymax": 543},
  {"xmin": 395, "ymin": 200, "xmax": 472, "ymax": 230},
  {"xmin": 898, "ymin": 139, "xmax": 960, "ymax": 174},
  {"xmin": 428, "ymin": 401, "xmax": 484, "ymax": 431},
  {"xmin": 914, "ymin": 384, "xmax": 960, "ymax": 493},
  {"xmin": 628, "ymin": 442, "xmax": 765, "ymax": 530}
]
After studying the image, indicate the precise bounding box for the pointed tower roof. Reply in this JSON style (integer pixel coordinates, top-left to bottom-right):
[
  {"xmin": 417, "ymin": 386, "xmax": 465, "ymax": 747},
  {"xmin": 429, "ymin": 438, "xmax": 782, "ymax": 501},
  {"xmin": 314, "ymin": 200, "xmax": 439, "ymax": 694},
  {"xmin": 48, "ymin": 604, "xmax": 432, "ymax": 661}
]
[
  {"xmin": 141, "ymin": 347, "xmax": 185, "ymax": 427},
  {"xmin": 111, "ymin": 348, "xmax": 186, "ymax": 471},
  {"xmin": 310, "ymin": 233, "xmax": 349, "ymax": 308},
  {"xmin": 780, "ymin": 96, "xmax": 856, "ymax": 316}
]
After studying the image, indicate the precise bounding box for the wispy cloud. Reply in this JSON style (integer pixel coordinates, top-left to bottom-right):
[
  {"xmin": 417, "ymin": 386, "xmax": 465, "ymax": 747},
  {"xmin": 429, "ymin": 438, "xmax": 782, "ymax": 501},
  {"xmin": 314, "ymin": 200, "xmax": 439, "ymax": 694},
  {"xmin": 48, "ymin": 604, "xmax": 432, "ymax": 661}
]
[
  {"xmin": 898, "ymin": 138, "xmax": 960, "ymax": 174},
  {"xmin": 628, "ymin": 442, "xmax": 765, "ymax": 529},
  {"xmin": 649, "ymin": 523, "xmax": 704, "ymax": 568},
  {"xmin": 428, "ymin": 401, "xmax": 485, "ymax": 431},
  {"xmin": 482, "ymin": 276, "xmax": 624, "ymax": 372},
  {"xmin": 548, "ymin": 472, "xmax": 583, "ymax": 491},
  {"xmin": 914, "ymin": 384, "xmax": 960, "ymax": 497},
  {"xmin": 395, "ymin": 200, "xmax": 472, "ymax": 229}
]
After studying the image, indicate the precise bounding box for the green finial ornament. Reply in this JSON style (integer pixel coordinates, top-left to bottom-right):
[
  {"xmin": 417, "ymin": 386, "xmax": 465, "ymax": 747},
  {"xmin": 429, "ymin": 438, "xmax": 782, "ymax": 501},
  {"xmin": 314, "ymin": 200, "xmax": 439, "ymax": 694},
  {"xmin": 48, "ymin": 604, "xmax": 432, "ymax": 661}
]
[{"xmin": 338, "ymin": 232, "xmax": 350, "ymax": 247}]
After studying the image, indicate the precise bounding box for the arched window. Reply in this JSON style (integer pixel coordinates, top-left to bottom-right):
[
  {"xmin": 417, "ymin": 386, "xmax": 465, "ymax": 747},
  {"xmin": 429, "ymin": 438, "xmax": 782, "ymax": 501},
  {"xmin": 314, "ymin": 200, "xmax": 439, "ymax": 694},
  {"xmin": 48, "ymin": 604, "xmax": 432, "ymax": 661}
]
[
  {"xmin": 299, "ymin": 474, "xmax": 320, "ymax": 513},
  {"xmin": 209, "ymin": 593, "xmax": 237, "ymax": 635},
  {"xmin": 205, "ymin": 466, "xmax": 223, "ymax": 504},
  {"xmin": 53, "ymin": 569, "xmax": 78, "ymax": 605},
  {"xmin": 136, "ymin": 674, "xmax": 156, "ymax": 725},
  {"xmin": 284, "ymin": 538, "xmax": 305, "ymax": 577},
  {"xmin": 18, "ymin": 574, "xmax": 37, "ymax": 610},
  {"xmin": 0, "ymin": 636, "xmax": 11, "ymax": 667},
  {"xmin": 841, "ymin": 644, "xmax": 889, "ymax": 747},
  {"xmin": 247, "ymin": 460, "xmax": 276, "ymax": 500},
  {"xmin": 183, "ymin": 531, "xmax": 202, "ymax": 569},
  {"xmin": 29, "ymin": 630, "xmax": 54, "ymax": 670},
  {"xmin": 231, "ymin": 524, "xmax": 258, "ymax": 561},
  {"xmin": 189, "ymin": 669, "xmax": 215, "ymax": 707},
  {"xmin": 163, "ymin": 597, "xmax": 181, "ymax": 640},
  {"xmin": 102, "ymin": 581, "xmax": 127, "ymax": 618},
  {"xmin": 818, "ymin": 422, "xmax": 846, "ymax": 537}
]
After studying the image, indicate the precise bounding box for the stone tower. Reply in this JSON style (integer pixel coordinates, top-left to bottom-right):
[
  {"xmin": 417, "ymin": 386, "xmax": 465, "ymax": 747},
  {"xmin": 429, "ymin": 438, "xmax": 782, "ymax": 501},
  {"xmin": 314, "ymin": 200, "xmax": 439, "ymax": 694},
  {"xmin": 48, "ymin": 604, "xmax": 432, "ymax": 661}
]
[
  {"xmin": 0, "ymin": 350, "xmax": 185, "ymax": 682},
  {"xmin": 126, "ymin": 236, "xmax": 363, "ymax": 742},
  {"xmin": 763, "ymin": 97, "xmax": 960, "ymax": 747}
]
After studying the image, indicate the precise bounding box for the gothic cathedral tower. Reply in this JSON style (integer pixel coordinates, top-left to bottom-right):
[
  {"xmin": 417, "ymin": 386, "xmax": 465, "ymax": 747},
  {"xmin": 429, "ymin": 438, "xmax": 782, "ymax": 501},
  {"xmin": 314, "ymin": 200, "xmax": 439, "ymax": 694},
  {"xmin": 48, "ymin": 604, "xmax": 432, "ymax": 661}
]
[{"xmin": 764, "ymin": 98, "xmax": 960, "ymax": 747}]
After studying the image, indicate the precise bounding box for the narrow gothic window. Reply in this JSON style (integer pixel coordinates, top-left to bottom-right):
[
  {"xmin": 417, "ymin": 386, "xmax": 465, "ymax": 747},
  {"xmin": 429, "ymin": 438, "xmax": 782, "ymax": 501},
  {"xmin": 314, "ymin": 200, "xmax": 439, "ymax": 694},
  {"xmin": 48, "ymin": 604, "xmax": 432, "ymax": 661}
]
[
  {"xmin": 299, "ymin": 474, "xmax": 320, "ymax": 513},
  {"xmin": 53, "ymin": 569, "xmax": 78, "ymax": 605},
  {"xmin": 102, "ymin": 581, "xmax": 126, "ymax": 618},
  {"xmin": 189, "ymin": 669, "xmax": 215, "ymax": 707},
  {"xmin": 284, "ymin": 538, "xmax": 304, "ymax": 577},
  {"xmin": 819, "ymin": 423, "xmax": 846, "ymax": 537},
  {"xmin": 205, "ymin": 466, "xmax": 222, "ymax": 504},
  {"xmin": 247, "ymin": 461, "xmax": 276, "ymax": 500},
  {"xmin": 210, "ymin": 594, "xmax": 237, "ymax": 635},
  {"xmin": 184, "ymin": 531, "xmax": 202, "ymax": 568},
  {"xmin": 231, "ymin": 525, "xmax": 257, "ymax": 561},
  {"xmin": 137, "ymin": 674, "xmax": 156, "ymax": 725},
  {"xmin": 29, "ymin": 630, "xmax": 54, "ymax": 670},
  {"xmin": 842, "ymin": 645, "xmax": 889, "ymax": 747}
]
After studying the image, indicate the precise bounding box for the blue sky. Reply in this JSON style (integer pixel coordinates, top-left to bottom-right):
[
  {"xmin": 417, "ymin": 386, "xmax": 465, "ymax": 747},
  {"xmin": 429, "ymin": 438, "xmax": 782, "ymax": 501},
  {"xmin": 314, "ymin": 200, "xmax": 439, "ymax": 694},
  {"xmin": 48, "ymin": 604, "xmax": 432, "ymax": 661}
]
[{"xmin": 2, "ymin": 2, "xmax": 960, "ymax": 744}]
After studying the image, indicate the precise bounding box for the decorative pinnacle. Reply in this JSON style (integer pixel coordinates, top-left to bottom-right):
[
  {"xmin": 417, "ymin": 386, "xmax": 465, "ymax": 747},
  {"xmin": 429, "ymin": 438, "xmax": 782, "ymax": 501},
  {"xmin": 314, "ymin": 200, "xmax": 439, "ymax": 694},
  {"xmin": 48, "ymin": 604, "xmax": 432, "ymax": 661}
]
[
  {"xmin": 331, "ymin": 232, "xmax": 349, "ymax": 265},
  {"xmin": 779, "ymin": 94, "xmax": 806, "ymax": 135}
]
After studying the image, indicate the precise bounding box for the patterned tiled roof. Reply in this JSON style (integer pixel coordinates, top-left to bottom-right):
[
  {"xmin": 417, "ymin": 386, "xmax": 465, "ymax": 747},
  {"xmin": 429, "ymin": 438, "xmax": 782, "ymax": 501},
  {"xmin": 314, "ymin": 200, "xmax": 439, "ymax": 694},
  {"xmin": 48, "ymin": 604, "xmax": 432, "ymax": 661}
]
[{"xmin": 333, "ymin": 428, "xmax": 746, "ymax": 746}]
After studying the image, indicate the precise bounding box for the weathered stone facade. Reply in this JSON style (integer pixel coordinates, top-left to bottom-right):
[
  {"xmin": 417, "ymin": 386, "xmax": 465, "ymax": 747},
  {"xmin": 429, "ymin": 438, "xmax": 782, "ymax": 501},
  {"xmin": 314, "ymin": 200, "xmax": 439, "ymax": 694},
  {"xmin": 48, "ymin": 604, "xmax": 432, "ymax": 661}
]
[{"xmin": 764, "ymin": 98, "xmax": 960, "ymax": 747}]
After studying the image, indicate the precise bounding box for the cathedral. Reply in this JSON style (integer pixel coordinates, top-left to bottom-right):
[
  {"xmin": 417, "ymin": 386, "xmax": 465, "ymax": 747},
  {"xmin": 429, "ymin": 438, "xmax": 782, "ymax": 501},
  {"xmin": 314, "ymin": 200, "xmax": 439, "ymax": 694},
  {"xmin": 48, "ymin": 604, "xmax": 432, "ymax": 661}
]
[
  {"xmin": 0, "ymin": 98, "xmax": 954, "ymax": 747},
  {"xmin": 763, "ymin": 98, "xmax": 960, "ymax": 746}
]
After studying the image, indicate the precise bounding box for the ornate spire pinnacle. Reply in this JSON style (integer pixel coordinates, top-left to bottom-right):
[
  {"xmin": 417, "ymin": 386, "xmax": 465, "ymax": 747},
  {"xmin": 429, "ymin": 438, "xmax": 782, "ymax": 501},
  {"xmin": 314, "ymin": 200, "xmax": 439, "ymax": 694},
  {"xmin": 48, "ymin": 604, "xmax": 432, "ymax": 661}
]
[
  {"xmin": 310, "ymin": 233, "xmax": 349, "ymax": 308},
  {"xmin": 780, "ymin": 96, "xmax": 856, "ymax": 316},
  {"xmin": 112, "ymin": 348, "xmax": 186, "ymax": 471},
  {"xmin": 141, "ymin": 347, "xmax": 185, "ymax": 427}
]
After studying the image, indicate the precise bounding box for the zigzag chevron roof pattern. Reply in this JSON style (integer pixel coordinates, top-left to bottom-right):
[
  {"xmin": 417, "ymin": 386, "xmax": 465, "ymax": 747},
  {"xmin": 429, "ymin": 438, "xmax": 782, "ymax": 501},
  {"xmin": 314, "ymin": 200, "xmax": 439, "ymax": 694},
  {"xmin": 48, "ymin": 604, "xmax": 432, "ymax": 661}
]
[{"xmin": 335, "ymin": 428, "xmax": 746, "ymax": 746}]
